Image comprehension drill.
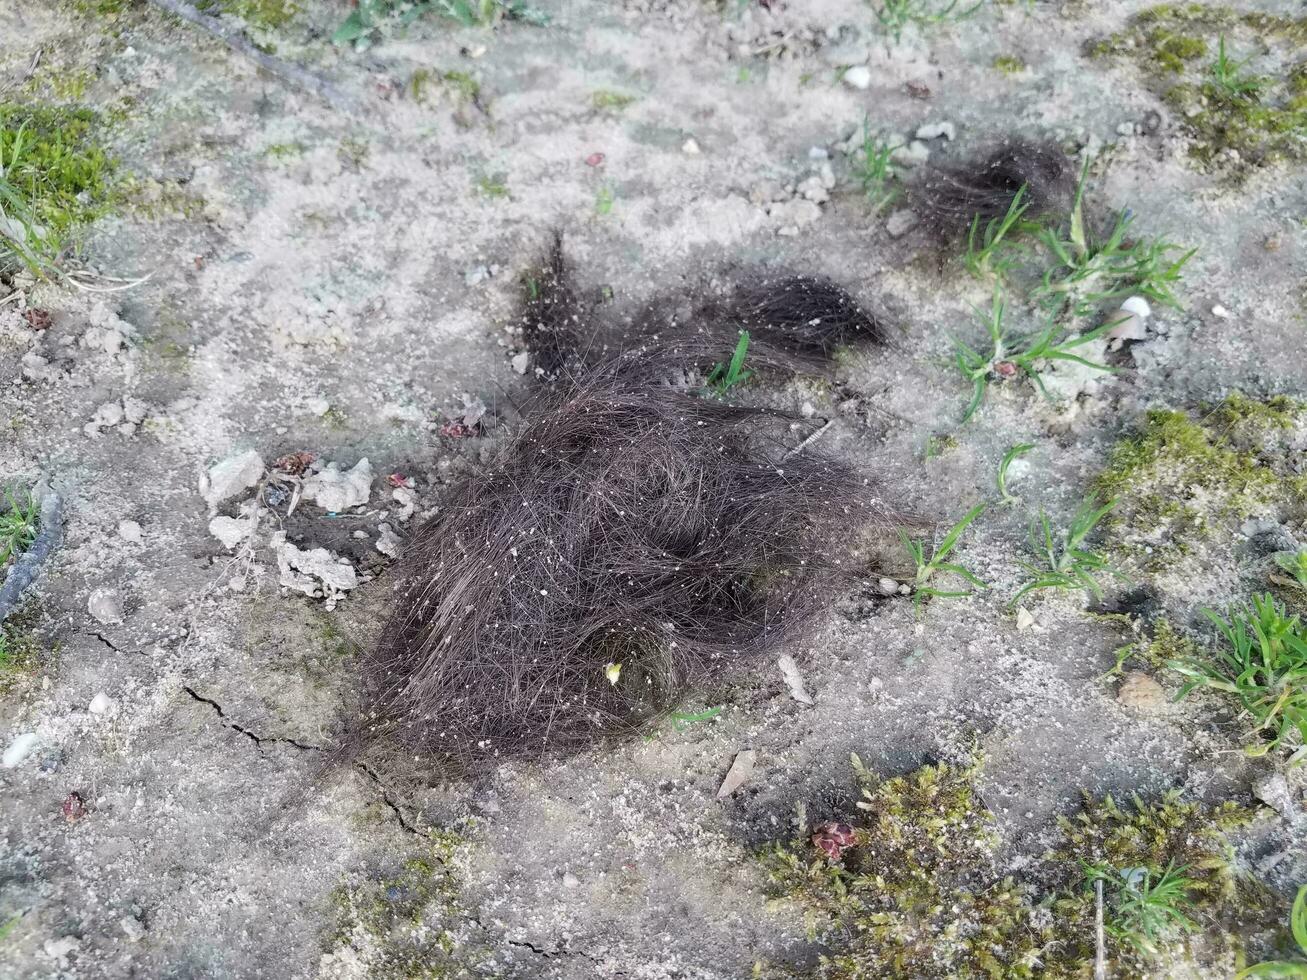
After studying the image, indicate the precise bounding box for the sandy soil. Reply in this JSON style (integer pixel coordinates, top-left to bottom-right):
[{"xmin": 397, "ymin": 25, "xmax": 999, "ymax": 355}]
[{"xmin": 1, "ymin": 0, "xmax": 1306, "ymax": 977}]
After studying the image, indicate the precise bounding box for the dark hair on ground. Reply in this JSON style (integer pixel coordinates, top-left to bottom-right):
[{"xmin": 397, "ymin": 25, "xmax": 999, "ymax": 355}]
[
  {"xmin": 914, "ymin": 138, "xmax": 1077, "ymax": 238},
  {"xmin": 351, "ymin": 241, "xmax": 896, "ymax": 774}
]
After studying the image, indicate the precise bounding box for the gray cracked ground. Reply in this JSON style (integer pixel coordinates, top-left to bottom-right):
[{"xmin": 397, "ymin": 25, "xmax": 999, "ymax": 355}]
[{"xmin": 1, "ymin": 0, "xmax": 1306, "ymax": 977}]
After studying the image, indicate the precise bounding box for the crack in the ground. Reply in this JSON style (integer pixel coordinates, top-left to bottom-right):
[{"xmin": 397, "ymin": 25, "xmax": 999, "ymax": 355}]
[
  {"xmin": 89, "ymin": 631, "xmax": 128, "ymax": 655},
  {"xmin": 354, "ymin": 761, "xmax": 424, "ymax": 836},
  {"xmin": 182, "ymin": 686, "xmax": 320, "ymax": 752}
]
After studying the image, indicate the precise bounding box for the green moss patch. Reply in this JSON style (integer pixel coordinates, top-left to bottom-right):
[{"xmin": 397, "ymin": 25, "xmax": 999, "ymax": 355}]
[
  {"xmin": 327, "ymin": 830, "xmax": 488, "ymax": 977},
  {"xmin": 1093, "ymin": 398, "xmax": 1306, "ymax": 569},
  {"xmin": 1089, "ymin": 5, "xmax": 1307, "ymax": 176},
  {"xmin": 760, "ymin": 755, "xmax": 1274, "ymax": 978}
]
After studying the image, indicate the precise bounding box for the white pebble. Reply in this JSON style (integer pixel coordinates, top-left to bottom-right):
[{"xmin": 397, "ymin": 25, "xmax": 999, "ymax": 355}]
[
  {"xmin": 1119, "ymin": 296, "xmax": 1152, "ymax": 319},
  {"xmin": 511, "ymin": 352, "xmax": 530, "ymax": 375},
  {"xmin": 681, "ymin": 138, "xmax": 701, "ymax": 155},
  {"xmin": 842, "ymin": 66, "xmax": 872, "ymax": 90},
  {"xmin": 915, "ymin": 121, "xmax": 955, "ymax": 141},
  {"xmin": 3, "ymin": 732, "xmax": 39, "ymax": 768},
  {"xmin": 1212, "ymin": 304, "xmax": 1231, "ymax": 318},
  {"xmin": 89, "ymin": 692, "xmax": 113, "ymax": 715},
  {"xmin": 117, "ymin": 520, "xmax": 143, "ymax": 543}
]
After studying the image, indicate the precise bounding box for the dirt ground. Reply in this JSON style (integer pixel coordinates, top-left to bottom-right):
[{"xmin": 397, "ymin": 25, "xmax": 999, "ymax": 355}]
[{"xmin": 1, "ymin": 0, "xmax": 1306, "ymax": 977}]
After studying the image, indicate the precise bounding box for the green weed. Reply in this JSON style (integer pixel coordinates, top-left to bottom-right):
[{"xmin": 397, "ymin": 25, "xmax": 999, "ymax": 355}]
[
  {"xmin": 1274, "ymin": 550, "xmax": 1307, "ymax": 592},
  {"xmin": 1034, "ymin": 161, "xmax": 1194, "ymax": 316},
  {"xmin": 0, "ymin": 104, "xmax": 115, "ymax": 278},
  {"xmin": 1171, "ymin": 593, "xmax": 1307, "ymax": 763},
  {"xmin": 1011, "ymin": 497, "xmax": 1123, "ymax": 606},
  {"xmin": 1238, "ymin": 885, "xmax": 1307, "ymax": 978},
  {"xmin": 1210, "ymin": 34, "xmax": 1264, "ymax": 99},
  {"xmin": 0, "ymin": 488, "xmax": 38, "ymax": 568},
  {"xmin": 898, "ymin": 503, "xmax": 987, "ymax": 613},
  {"xmin": 705, "ymin": 331, "xmax": 752, "ymax": 396},
  {"xmin": 594, "ymin": 185, "xmax": 615, "ymax": 216},
  {"xmin": 953, "ymin": 287, "xmax": 1115, "ymax": 423},
  {"xmin": 474, "ymin": 172, "xmax": 509, "ymax": 199},
  {"xmin": 963, "ymin": 185, "xmax": 1033, "ymax": 280},
  {"xmin": 853, "ymin": 119, "xmax": 901, "ymax": 213},
  {"xmin": 996, "ymin": 443, "xmax": 1033, "ymax": 506},
  {"xmin": 1083, "ymin": 861, "xmax": 1198, "ymax": 956},
  {"xmin": 872, "ymin": 0, "xmax": 986, "ymax": 44},
  {"xmin": 592, "ymin": 90, "xmax": 637, "ymax": 111}
]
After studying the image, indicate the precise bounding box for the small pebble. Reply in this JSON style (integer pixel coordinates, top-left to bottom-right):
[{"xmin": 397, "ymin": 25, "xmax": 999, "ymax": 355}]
[
  {"xmin": 88, "ymin": 588, "xmax": 125, "ymax": 625},
  {"xmin": 877, "ymin": 578, "xmax": 899, "ymax": 596},
  {"xmin": 885, "ymin": 209, "xmax": 918, "ymax": 238},
  {"xmin": 511, "ymin": 352, "xmax": 530, "ymax": 375},
  {"xmin": 842, "ymin": 65, "xmax": 872, "ymax": 90},
  {"xmin": 1117, "ymin": 672, "xmax": 1168, "ymax": 714},
  {"xmin": 3, "ymin": 732, "xmax": 39, "ymax": 768},
  {"xmin": 120, "ymin": 917, "xmax": 145, "ymax": 943},
  {"xmin": 681, "ymin": 138, "xmax": 701, "ymax": 155},
  {"xmin": 562, "ymin": 872, "xmax": 580, "ymax": 888},
  {"xmin": 914, "ymin": 121, "xmax": 955, "ymax": 141},
  {"xmin": 1211, "ymin": 304, "xmax": 1231, "ymax": 319},
  {"xmin": 88, "ymin": 692, "xmax": 113, "ymax": 715},
  {"xmin": 1015, "ymin": 608, "xmax": 1035, "ymax": 632},
  {"xmin": 117, "ymin": 520, "xmax": 143, "ymax": 543}
]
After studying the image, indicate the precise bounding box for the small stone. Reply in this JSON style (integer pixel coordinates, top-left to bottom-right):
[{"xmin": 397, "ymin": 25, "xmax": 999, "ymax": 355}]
[
  {"xmin": 914, "ymin": 121, "xmax": 955, "ymax": 141},
  {"xmin": 1211, "ymin": 304, "xmax": 1231, "ymax": 319},
  {"xmin": 877, "ymin": 577, "xmax": 899, "ymax": 596},
  {"xmin": 1105, "ymin": 311, "xmax": 1147, "ymax": 351},
  {"xmin": 120, "ymin": 917, "xmax": 145, "ymax": 942},
  {"xmin": 511, "ymin": 351, "xmax": 530, "ymax": 375},
  {"xmin": 392, "ymin": 487, "xmax": 418, "ymax": 522},
  {"xmin": 464, "ymin": 265, "xmax": 491, "ymax": 287},
  {"xmin": 3, "ymin": 732, "xmax": 39, "ymax": 768},
  {"xmin": 376, "ymin": 523, "xmax": 402, "ymax": 558},
  {"xmin": 301, "ymin": 458, "xmax": 373, "ymax": 512},
  {"xmin": 122, "ymin": 396, "xmax": 149, "ymax": 424},
  {"xmin": 890, "ymin": 140, "xmax": 930, "ymax": 168},
  {"xmin": 808, "ymin": 146, "xmax": 829, "ymax": 161},
  {"xmin": 885, "ymin": 209, "xmax": 918, "ymax": 238},
  {"xmin": 681, "ymin": 138, "xmax": 701, "ymax": 155},
  {"xmin": 562, "ymin": 872, "xmax": 580, "ymax": 888},
  {"xmin": 88, "ymin": 692, "xmax": 113, "ymax": 715},
  {"xmin": 768, "ymin": 199, "xmax": 822, "ymax": 231},
  {"xmin": 1117, "ymin": 672, "xmax": 1168, "ymax": 713},
  {"xmin": 1253, "ymin": 774, "xmax": 1299, "ymax": 823},
  {"xmin": 797, "ymin": 175, "xmax": 829, "ymax": 204},
  {"xmin": 88, "ymin": 588, "xmax": 125, "ymax": 625},
  {"xmin": 716, "ymin": 749, "xmax": 757, "ymax": 799},
  {"xmin": 306, "ymin": 397, "xmax": 330, "ymax": 416},
  {"xmin": 777, "ymin": 654, "xmax": 814, "ymax": 705},
  {"xmin": 208, "ymin": 515, "xmax": 254, "ymax": 550},
  {"xmin": 1116, "ymin": 121, "xmax": 1135, "ymax": 136},
  {"xmin": 117, "ymin": 520, "xmax": 143, "ymax": 543},
  {"xmin": 201, "ymin": 450, "xmax": 265, "ymax": 510},
  {"xmin": 1119, "ymin": 296, "xmax": 1152, "ymax": 319},
  {"xmin": 1015, "ymin": 608, "xmax": 1035, "ymax": 632},
  {"xmin": 842, "ymin": 65, "xmax": 872, "ymax": 90}
]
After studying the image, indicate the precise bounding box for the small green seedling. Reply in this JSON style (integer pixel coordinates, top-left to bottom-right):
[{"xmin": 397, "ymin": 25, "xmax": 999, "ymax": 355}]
[
  {"xmin": 1273, "ymin": 550, "xmax": 1307, "ymax": 592},
  {"xmin": 1171, "ymin": 594, "xmax": 1307, "ymax": 763},
  {"xmin": 1210, "ymin": 35, "xmax": 1263, "ymax": 100},
  {"xmin": 953, "ymin": 287, "xmax": 1115, "ymax": 423},
  {"xmin": 872, "ymin": 0, "xmax": 985, "ymax": 44},
  {"xmin": 706, "ymin": 331, "xmax": 752, "ymax": 396},
  {"xmin": 1010, "ymin": 496, "xmax": 1123, "ymax": 606},
  {"xmin": 964, "ymin": 185, "xmax": 1032, "ymax": 280},
  {"xmin": 594, "ymin": 185, "xmax": 615, "ymax": 216},
  {"xmin": 996, "ymin": 443, "xmax": 1034, "ymax": 506},
  {"xmin": 667, "ymin": 706, "xmax": 723, "ymax": 730},
  {"xmin": 898, "ymin": 503, "xmax": 988, "ymax": 614},
  {"xmin": 1083, "ymin": 861, "xmax": 1199, "ymax": 956},
  {"xmin": 1238, "ymin": 884, "xmax": 1307, "ymax": 977},
  {"xmin": 0, "ymin": 488, "xmax": 38, "ymax": 567},
  {"xmin": 854, "ymin": 118, "xmax": 902, "ymax": 213},
  {"xmin": 1034, "ymin": 160, "xmax": 1194, "ymax": 315}
]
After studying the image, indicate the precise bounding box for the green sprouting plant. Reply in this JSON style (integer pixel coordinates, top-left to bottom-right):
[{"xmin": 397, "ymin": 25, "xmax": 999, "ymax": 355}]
[
  {"xmin": 996, "ymin": 443, "xmax": 1034, "ymax": 506},
  {"xmin": 964, "ymin": 185, "xmax": 1033, "ymax": 280},
  {"xmin": 1011, "ymin": 496, "xmax": 1123, "ymax": 606},
  {"xmin": 706, "ymin": 331, "xmax": 751, "ymax": 396},
  {"xmin": 1171, "ymin": 594, "xmax": 1307, "ymax": 763},
  {"xmin": 594, "ymin": 185, "xmax": 615, "ymax": 216},
  {"xmin": 1034, "ymin": 160, "xmax": 1195, "ymax": 315},
  {"xmin": 0, "ymin": 488, "xmax": 38, "ymax": 568},
  {"xmin": 1210, "ymin": 35, "xmax": 1264, "ymax": 101},
  {"xmin": 1083, "ymin": 861, "xmax": 1199, "ymax": 956},
  {"xmin": 474, "ymin": 172, "xmax": 509, "ymax": 199},
  {"xmin": 953, "ymin": 287, "xmax": 1115, "ymax": 423},
  {"xmin": 333, "ymin": 0, "xmax": 546, "ymax": 49},
  {"xmin": 853, "ymin": 119, "xmax": 901, "ymax": 213},
  {"xmin": 1273, "ymin": 550, "xmax": 1307, "ymax": 591},
  {"xmin": 1238, "ymin": 884, "xmax": 1307, "ymax": 978},
  {"xmin": 872, "ymin": 0, "xmax": 985, "ymax": 44},
  {"xmin": 898, "ymin": 503, "xmax": 988, "ymax": 613}
]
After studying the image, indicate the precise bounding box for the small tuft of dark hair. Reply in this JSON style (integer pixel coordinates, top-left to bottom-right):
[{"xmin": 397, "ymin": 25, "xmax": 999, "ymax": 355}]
[
  {"xmin": 519, "ymin": 233, "xmax": 587, "ymax": 385},
  {"xmin": 915, "ymin": 139, "xmax": 1076, "ymax": 238},
  {"xmin": 701, "ymin": 275, "xmax": 889, "ymax": 356}
]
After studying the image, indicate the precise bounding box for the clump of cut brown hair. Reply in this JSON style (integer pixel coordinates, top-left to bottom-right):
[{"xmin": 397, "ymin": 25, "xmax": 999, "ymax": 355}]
[
  {"xmin": 915, "ymin": 138, "xmax": 1077, "ymax": 238},
  {"xmin": 354, "ymin": 242, "xmax": 894, "ymax": 772}
]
